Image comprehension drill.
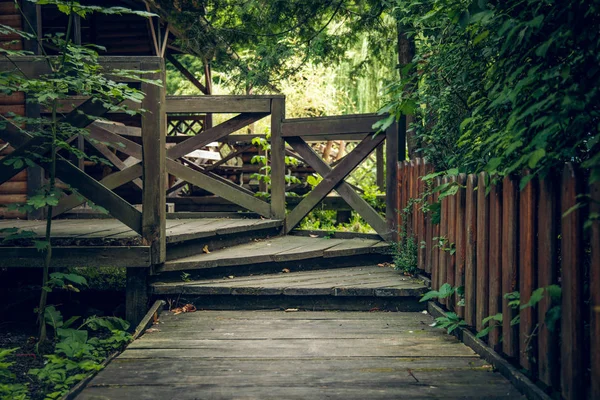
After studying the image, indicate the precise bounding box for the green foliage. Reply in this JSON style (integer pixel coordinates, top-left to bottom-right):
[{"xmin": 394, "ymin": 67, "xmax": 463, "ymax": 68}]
[
  {"xmin": 420, "ymin": 283, "xmax": 455, "ymax": 303},
  {"xmin": 432, "ymin": 312, "xmax": 467, "ymax": 334},
  {"xmin": 392, "ymin": 236, "xmax": 418, "ymax": 276},
  {"xmin": 70, "ymin": 267, "xmax": 125, "ymax": 291},
  {"xmin": 387, "ymin": 0, "xmax": 600, "ymax": 186},
  {"xmin": 0, "ymin": 348, "xmax": 29, "ymax": 400}
]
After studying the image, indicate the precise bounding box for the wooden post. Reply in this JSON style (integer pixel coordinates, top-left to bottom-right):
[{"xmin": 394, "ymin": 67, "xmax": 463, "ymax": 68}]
[
  {"xmin": 270, "ymin": 97, "xmax": 286, "ymax": 220},
  {"xmin": 141, "ymin": 60, "xmax": 167, "ymax": 265},
  {"xmin": 488, "ymin": 181, "xmax": 502, "ymax": 350},
  {"xmin": 127, "ymin": 59, "xmax": 166, "ymax": 325},
  {"xmin": 502, "ymin": 176, "xmax": 519, "ymax": 360},
  {"xmin": 519, "ymin": 171, "xmax": 537, "ymax": 371},
  {"xmin": 590, "ymin": 179, "xmax": 600, "ymax": 400},
  {"xmin": 537, "ymin": 175, "xmax": 559, "ymax": 389},
  {"xmin": 376, "ymin": 143, "xmax": 384, "ymax": 191},
  {"xmin": 560, "ymin": 164, "xmax": 584, "ymax": 400},
  {"xmin": 385, "ymin": 122, "xmax": 399, "ymax": 241},
  {"xmin": 475, "ymin": 172, "xmax": 489, "ymax": 332},
  {"xmin": 464, "ymin": 174, "xmax": 478, "ymax": 328}
]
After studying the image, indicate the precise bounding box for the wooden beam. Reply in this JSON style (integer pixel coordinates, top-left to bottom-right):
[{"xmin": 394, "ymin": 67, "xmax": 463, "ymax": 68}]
[
  {"xmin": 0, "ymin": 246, "xmax": 150, "ymax": 268},
  {"xmin": 385, "ymin": 122, "xmax": 399, "ymax": 241},
  {"xmin": 0, "ymin": 97, "xmax": 118, "ymax": 185},
  {"xmin": 166, "ymin": 160, "xmax": 271, "ymax": 218},
  {"xmin": 168, "ymin": 113, "xmax": 268, "ymax": 160},
  {"xmin": 166, "ymin": 96, "xmax": 278, "ymax": 114},
  {"xmin": 270, "ymin": 97, "xmax": 286, "ymax": 220},
  {"xmin": 285, "ymin": 133, "xmax": 386, "ymax": 233},
  {"xmin": 141, "ymin": 62, "xmax": 166, "ymax": 265},
  {"xmin": 86, "ymin": 139, "xmax": 143, "ymax": 190},
  {"xmin": 165, "ymin": 52, "xmax": 208, "ymax": 94},
  {"xmin": 281, "ymin": 114, "xmax": 380, "ymax": 137},
  {"xmin": 287, "ymin": 137, "xmax": 388, "ymax": 238},
  {"xmin": 53, "ymin": 157, "xmax": 143, "ymax": 234}
]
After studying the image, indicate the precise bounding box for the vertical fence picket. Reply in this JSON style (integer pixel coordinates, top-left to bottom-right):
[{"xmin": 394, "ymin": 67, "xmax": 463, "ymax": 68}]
[
  {"xmin": 446, "ymin": 175, "xmax": 457, "ymax": 309},
  {"xmin": 397, "ymin": 163, "xmax": 403, "ymax": 237},
  {"xmin": 502, "ymin": 175, "xmax": 519, "ymax": 360},
  {"xmin": 438, "ymin": 176, "xmax": 449, "ymax": 291},
  {"xmin": 488, "ymin": 180, "xmax": 502, "ymax": 349},
  {"xmin": 537, "ymin": 174, "xmax": 559, "ymax": 390},
  {"xmin": 476, "ymin": 172, "xmax": 489, "ymax": 332},
  {"xmin": 432, "ymin": 177, "xmax": 441, "ymax": 291},
  {"xmin": 591, "ymin": 179, "xmax": 600, "ymax": 400},
  {"xmin": 409, "ymin": 160, "xmax": 415, "ymax": 237},
  {"xmin": 464, "ymin": 174, "xmax": 478, "ymax": 327},
  {"xmin": 455, "ymin": 174, "xmax": 466, "ymax": 317},
  {"xmin": 519, "ymin": 171, "xmax": 537, "ymax": 371},
  {"xmin": 424, "ymin": 162, "xmax": 434, "ymax": 274},
  {"xmin": 418, "ymin": 159, "xmax": 426, "ymax": 270},
  {"xmin": 560, "ymin": 164, "xmax": 584, "ymax": 400}
]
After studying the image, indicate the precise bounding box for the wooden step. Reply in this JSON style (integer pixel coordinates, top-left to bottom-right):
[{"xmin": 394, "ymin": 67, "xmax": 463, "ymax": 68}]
[
  {"xmin": 160, "ymin": 236, "xmax": 390, "ymax": 273},
  {"xmin": 151, "ymin": 265, "xmax": 427, "ymax": 311}
]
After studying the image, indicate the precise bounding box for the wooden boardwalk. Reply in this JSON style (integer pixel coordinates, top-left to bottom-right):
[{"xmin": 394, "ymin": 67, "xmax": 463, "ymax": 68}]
[{"xmin": 76, "ymin": 310, "xmax": 524, "ymax": 399}]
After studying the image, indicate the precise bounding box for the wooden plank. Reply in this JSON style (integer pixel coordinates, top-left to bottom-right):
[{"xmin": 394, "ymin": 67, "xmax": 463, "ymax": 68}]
[
  {"xmin": 323, "ymin": 239, "xmax": 382, "ymax": 258},
  {"xmin": 488, "ymin": 180, "xmax": 502, "ymax": 350},
  {"xmin": 285, "ymin": 134, "xmax": 385, "ymax": 233},
  {"xmin": 464, "ymin": 174, "xmax": 477, "ymax": 328},
  {"xmin": 431, "ymin": 177, "xmax": 440, "ymax": 291},
  {"xmin": 287, "ymin": 137, "xmax": 387, "ymax": 237},
  {"xmin": 168, "ymin": 113, "xmax": 269, "ymax": 160},
  {"xmin": 536, "ymin": 175, "xmax": 559, "ymax": 389},
  {"xmin": 167, "ymin": 160, "xmax": 271, "ymax": 217},
  {"xmin": 141, "ymin": 64, "xmax": 167, "ymax": 264},
  {"xmin": 476, "ymin": 172, "xmax": 489, "ymax": 332},
  {"xmin": 502, "ymin": 175, "xmax": 519, "ymax": 359},
  {"xmin": 385, "ymin": 122, "xmax": 399, "ymax": 241},
  {"xmin": 54, "ymin": 157, "xmax": 142, "ymax": 233},
  {"xmin": 446, "ymin": 175, "xmax": 457, "ymax": 309},
  {"xmin": 126, "ymin": 267, "xmax": 148, "ymax": 326},
  {"xmin": 397, "ymin": 163, "xmax": 404, "ymax": 240},
  {"xmin": 414, "ymin": 159, "xmax": 422, "ymax": 252},
  {"xmin": 454, "ymin": 174, "xmax": 466, "ymax": 317},
  {"xmin": 590, "ymin": 178, "xmax": 600, "ymax": 400},
  {"xmin": 438, "ymin": 176, "xmax": 448, "ymax": 291},
  {"xmin": 424, "ymin": 163, "xmax": 434, "ymax": 274},
  {"xmin": 166, "ymin": 96, "xmax": 274, "ymax": 113},
  {"xmin": 0, "ymin": 246, "xmax": 150, "ymax": 268},
  {"xmin": 281, "ymin": 114, "xmax": 379, "ymax": 136},
  {"xmin": 89, "ymin": 122, "xmax": 143, "ymax": 159},
  {"xmin": 269, "ymin": 97, "xmax": 286, "ymax": 220},
  {"xmin": 417, "ymin": 160, "xmax": 427, "ymax": 269},
  {"xmin": 519, "ymin": 171, "xmax": 536, "ymax": 371},
  {"xmin": 560, "ymin": 163, "xmax": 584, "ymax": 400},
  {"xmin": 271, "ymin": 239, "xmax": 345, "ymax": 262},
  {"xmin": 87, "ymin": 140, "xmax": 143, "ymax": 189}
]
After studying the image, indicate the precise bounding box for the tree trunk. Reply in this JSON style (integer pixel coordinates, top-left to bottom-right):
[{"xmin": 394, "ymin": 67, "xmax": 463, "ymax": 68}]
[{"xmin": 397, "ymin": 23, "xmax": 415, "ymax": 160}]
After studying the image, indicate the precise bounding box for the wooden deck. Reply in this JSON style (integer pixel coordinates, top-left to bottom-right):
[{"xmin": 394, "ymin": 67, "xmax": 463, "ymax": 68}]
[
  {"xmin": 0, "ymin": 217, "xmax": 282, "ymax": 246},
  {"xmin": 76, "ymin": 310, "xmax": 524, "ymax": 399},
  {"xmin": 0, "ymin": 218, "xmax": 283, "ymax": 268}
]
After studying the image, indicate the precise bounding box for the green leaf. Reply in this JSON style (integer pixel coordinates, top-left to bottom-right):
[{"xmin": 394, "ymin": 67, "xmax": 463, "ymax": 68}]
[{"xmin": 527, "ymin": 148, "xmax": 545, "ymax": 169}]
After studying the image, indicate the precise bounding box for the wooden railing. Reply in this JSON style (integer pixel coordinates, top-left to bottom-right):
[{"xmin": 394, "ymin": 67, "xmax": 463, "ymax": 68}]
[
  {"xmin": 398, "ymin": 158, "xmax": 600, "ymax": 400},
  {"xmin": 275, "ymin": 114, "xmax": 399, "ymax": 239}
]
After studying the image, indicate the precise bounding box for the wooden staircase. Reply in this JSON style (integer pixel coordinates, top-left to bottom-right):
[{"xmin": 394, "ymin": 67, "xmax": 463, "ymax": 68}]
[{"xmin": 150, "ymin": 226, "xmax": 428, "ymax": 312}]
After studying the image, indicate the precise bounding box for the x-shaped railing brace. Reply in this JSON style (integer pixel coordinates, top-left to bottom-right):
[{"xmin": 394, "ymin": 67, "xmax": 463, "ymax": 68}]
[
  {"xmin": 52, "ymin": 112, "xmax": 272, "ymax": 218},
  {"xmin": 0, "ymin": 98, "xmax": 143, "ymax": 233},
  {"xmin": 284, "ymin": 133, "xmax": 387, "ymax": 236}
]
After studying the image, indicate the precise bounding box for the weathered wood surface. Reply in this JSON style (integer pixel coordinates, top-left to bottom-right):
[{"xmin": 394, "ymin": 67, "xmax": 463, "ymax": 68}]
[
  {"xmin": 166, "ymin": 95, "xmax": 278, "ymax": 113},
  {"xmin": 152, "ymin": 265, "xmax": 425, "ymax": 297},
  {"xmin": 77, "ymin": 310, "xmax": 524, "ymax": 400},
  {"xmin": 159, "ymin": 236, "xmax": 388, "ymax": 272},
  {"xmin": 0, "ymin": 217, "xmax": 282, "ymax": 247}
]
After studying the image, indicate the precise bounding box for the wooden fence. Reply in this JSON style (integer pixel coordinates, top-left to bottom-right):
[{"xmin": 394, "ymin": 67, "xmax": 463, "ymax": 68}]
[{"xmin": 397, "ymin": 158, "xmax": 599, "ymax": 400}]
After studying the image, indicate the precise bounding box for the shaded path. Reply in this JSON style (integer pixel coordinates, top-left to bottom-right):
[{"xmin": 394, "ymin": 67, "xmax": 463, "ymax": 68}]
[{"xmin": 77, "ymin": 311, "xmax": 524, "ymax": 399}]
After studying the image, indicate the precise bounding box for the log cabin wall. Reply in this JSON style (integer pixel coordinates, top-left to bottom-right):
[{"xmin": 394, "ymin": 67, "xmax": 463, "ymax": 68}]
[{"xmin": 0, "ymin": 0, "xmax": 27, "ymax": 219}]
